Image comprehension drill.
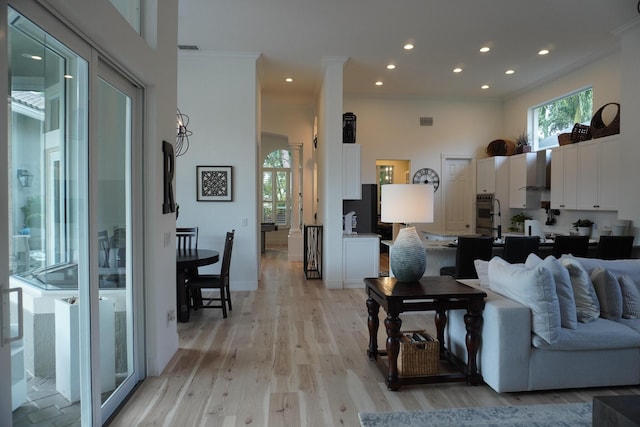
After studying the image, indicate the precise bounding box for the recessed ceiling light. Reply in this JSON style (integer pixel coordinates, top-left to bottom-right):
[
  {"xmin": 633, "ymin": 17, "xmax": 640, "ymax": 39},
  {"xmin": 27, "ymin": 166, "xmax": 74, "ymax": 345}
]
[
  {"xmin": 285, "ymin": 77, "xmax": 293, "ymax": 83},
  {"xmin": 386, "ymin": 64, "xmax": 396, "ymax": 70},
  {"xmin": 505, "ymin": 69, "xmax": 515, "ymax": 75},
  {"xmin": 481, "ymin": 84, "xmax": 490, "ymax": 90},
  {"xmin": 453, "ymin": 67, "xmax": 463, "ymax": 73},
  {"xmin": 538, "ymin": 49, "xmax": 550, "ymax": 55},
  {"xmin": 375, "ymin": 81, "xmax": 384, "ymax": 86},
  {"xmin": 479, "ymin": 46, "xmax": 490, "ymax": 53},
  {"xmin": 403, "ymin": 43, "xmax": 414, "ymax": 50}
]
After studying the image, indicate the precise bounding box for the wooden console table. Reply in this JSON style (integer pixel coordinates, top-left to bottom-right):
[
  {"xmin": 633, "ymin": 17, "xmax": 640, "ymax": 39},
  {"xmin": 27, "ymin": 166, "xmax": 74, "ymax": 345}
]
[{"xmin": 365, "ymin": 276, "xmax": 486, "ymax": 391}]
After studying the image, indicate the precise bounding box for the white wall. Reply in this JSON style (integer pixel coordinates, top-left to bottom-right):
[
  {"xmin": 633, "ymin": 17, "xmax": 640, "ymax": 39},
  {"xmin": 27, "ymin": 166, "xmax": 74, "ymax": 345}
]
[{"xmin": 177, "ymin": 53, "xmax": 260, "ymax": 291}]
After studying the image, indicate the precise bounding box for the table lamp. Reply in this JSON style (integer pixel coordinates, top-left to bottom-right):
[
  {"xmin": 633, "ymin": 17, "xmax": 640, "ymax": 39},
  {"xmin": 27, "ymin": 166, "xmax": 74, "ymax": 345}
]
[{"xmin": 381, "ymin": 183, "xmax": 434, "ymax": 282}]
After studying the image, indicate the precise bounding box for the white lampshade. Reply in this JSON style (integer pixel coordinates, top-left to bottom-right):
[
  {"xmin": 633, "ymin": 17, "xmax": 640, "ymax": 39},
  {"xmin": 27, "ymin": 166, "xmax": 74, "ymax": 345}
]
[{"xmin": 381, "ymin": 184, "xmax": 434, "ymax": 224}]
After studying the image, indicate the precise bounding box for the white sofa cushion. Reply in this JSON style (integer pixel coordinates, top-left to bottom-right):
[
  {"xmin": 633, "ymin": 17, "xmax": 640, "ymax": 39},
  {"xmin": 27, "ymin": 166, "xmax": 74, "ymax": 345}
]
[
  {"xmin": 488, "ymin": 256, "xmax": 560, "ymax": 344},
  {"xmin": 531, "ymin": 317, "xmax": 640, "ymax": 350},
  {"xmin": 619, "ymin": 274, "xmax": 640, "ymax": 319},
  {"xmin": 525, "ymin": 254, "xmax": 577, "ymax": 329},
  {"xmin": 590, "ymin": 267, "xmax": 623, "ymax": 320},
  {"xmin": 559, "ymin": 255, "xmax": 600, "ymax": 323}
]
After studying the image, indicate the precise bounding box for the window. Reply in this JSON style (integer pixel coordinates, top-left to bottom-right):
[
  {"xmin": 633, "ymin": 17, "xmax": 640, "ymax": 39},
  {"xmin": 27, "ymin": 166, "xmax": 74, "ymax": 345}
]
[
  {"xmin": 531, "ymin": 87, "xmax": 593, "ymax": 150},
  {"xmin": 262, "ymin": 150, "xmax": 291, "ymax": 226}
]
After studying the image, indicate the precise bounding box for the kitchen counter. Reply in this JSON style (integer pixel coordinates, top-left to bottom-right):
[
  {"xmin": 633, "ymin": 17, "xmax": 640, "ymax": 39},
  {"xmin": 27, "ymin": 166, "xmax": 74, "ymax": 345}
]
[{"xmin": 421, "ymin": 229, "xmax": 480, "ymax": 241}]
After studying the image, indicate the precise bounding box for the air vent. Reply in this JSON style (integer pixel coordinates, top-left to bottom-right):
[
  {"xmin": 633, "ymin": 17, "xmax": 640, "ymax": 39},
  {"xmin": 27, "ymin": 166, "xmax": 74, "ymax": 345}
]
[
  {"xmin": 420, "ymin": 117, "xmax": 434, "ymax": 126},
  {"xmin": 178, "ymin": 45, "xmax": 200, "ymax": 51}
]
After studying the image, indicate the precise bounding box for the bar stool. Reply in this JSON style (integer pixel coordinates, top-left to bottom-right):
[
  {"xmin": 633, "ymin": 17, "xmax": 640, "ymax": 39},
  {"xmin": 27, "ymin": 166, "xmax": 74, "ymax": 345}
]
[
  {"xmin": 552, "ymin": 235, "xmax": 589, "ymax": 258},
  {"xmin": 501, "ymin": 236, "xmax": 539, "ymax": 264},
  {"xmin": 440, "ymin": 236, "xmax": 494, "ymax": 279},
  {"xmin": 596, "ymin": 235, "xmax": 634, "ymax": 260}
]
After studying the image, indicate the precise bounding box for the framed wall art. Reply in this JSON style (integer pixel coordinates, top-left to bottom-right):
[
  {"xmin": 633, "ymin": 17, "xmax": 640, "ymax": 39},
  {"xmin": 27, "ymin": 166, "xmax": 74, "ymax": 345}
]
[{"xmin": 197, "ymin": 165, "xmax": 233, "ymax": 201}]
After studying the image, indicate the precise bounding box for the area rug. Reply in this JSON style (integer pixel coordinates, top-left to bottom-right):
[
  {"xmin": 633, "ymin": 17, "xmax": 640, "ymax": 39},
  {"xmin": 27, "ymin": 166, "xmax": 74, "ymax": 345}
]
[{"xmin": 358, "ymin": 402, "xmax": 592, "ymax": 427}]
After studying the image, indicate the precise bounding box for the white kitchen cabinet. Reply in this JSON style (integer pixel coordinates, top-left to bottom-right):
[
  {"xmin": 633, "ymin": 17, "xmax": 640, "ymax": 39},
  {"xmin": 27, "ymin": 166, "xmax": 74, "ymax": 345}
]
[
  {"xmin": 477, "ymin": 156, "xmax": 508, "ymax": 195},
  {"xmin": 550, "ymin": 145, "xmax": 578, "ymax": 209},
  {"xmin": 343, "ymin": 144, "xmax": 361, "ymax": 199},
  {"xmin": 576, "ymin": 137, "xmax": 620, "ymax": 210},
  {"xmin": 508, "ymin": 153, "xmax": 540, "ymax": 209},
  {"xmin": 343, "ymin": 234, "xmax": 379, "ymax": 287}
]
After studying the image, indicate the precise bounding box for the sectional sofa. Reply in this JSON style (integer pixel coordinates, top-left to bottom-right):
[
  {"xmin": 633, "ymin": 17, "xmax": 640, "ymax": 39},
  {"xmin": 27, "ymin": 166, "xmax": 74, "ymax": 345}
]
[{"xmin": 444, "ymin": 255, "xmax": 640, "ymax": 393}]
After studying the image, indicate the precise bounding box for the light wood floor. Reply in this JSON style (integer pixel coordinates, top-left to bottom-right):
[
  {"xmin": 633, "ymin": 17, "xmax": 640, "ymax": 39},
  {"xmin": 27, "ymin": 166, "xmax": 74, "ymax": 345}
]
[{"xmin": 109, "ymin": 248, "xmax": 640, "ymax": 426}]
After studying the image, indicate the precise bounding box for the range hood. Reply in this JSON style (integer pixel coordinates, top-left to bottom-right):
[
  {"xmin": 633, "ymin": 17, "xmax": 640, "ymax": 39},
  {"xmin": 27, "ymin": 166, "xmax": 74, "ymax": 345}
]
[{"xmin": 518, "ymin": 150, "xmax": 551, "ymax": 191}]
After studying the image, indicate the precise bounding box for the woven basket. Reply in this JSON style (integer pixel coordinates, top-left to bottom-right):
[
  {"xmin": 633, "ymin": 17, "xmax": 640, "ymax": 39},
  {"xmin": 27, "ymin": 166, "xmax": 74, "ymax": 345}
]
[
  {"xmin": 570, "ymin": 123, "xmax": 592, "ymax": 143},
  {"xmin": 486, "ymin": 139, "xmax": 516, "ymax": 157},
  {"xmin": 590, "ymin": 102, "xmax": 620, "ymax": 139},
  {"xmin": 558, "ymin": 133, "xmax": 572, "ymax": 146},
  {"xmin": 397, "ymin": 330, "xmax": 439, "ymax": 376}
]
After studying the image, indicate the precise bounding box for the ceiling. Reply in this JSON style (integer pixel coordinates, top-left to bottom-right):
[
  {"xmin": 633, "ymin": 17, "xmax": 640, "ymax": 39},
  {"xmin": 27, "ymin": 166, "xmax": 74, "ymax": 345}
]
[{"xmin": 178, "ymin": 0, "xmax": 640, "ymax": 102}]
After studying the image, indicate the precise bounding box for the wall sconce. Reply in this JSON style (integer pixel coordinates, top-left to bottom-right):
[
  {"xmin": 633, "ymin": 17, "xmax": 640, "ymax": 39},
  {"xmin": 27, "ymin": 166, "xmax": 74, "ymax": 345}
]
[
  {"xmin": 176, "ymin": 108, "xmax": 192, "ymax": 157},
  {"xmin": 17, "ymin": 169, "xmax": 34, "ymax": 188}
]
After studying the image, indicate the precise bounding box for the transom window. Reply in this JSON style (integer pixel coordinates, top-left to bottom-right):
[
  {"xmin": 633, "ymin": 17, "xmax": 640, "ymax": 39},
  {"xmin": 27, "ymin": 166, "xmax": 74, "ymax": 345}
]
[{"xmin": 531, "ymin": 87, "xmax": 593, "ymax": 150}]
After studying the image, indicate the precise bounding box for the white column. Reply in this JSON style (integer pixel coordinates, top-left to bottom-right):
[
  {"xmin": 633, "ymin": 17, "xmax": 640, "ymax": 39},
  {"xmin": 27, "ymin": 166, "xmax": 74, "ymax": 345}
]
[{"xmin": 288, "ymin": 143, "xmax": 304, "ymax": 261}]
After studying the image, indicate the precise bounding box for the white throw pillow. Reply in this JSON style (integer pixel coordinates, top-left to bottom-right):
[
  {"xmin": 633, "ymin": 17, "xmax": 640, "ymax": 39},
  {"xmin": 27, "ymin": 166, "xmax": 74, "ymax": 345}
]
[
  {"xmin": 524, "ymin": 253, "xmax": 543, "ymax": 267},
  {"xmin": 590, "ymin": 267, "xmax": 623, "ymax": 320},
  {"xmin": 618, "ymin": 274, "xmax": 640, "ymax": 319},
  {"xmin": 559, "ymin": 255, "xmax": 600, "ymax": 323},
  {"xmin": 488, "ymin": 256, "xmax": 561, "ymax": 344},
  {"xmin": 539, "ymin": 256, "xmax": 578, "ymax": 329},
  {"xmin": 474, "ymin": 259, "xmax": 490, "ymax": 288}
]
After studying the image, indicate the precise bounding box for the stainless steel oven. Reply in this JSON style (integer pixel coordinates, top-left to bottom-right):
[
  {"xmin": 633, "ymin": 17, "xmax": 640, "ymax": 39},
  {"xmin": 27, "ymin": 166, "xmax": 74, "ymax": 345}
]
[{"xmin": 476, "ymin": 194, "xmax": 494, "ymax": 236}]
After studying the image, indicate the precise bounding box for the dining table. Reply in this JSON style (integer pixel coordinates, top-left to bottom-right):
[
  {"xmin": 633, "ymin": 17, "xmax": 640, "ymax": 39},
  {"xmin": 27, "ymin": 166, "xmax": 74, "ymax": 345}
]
[{"xmin": 176, "ymin": 248, "xmax": 219, "ymax": 322}]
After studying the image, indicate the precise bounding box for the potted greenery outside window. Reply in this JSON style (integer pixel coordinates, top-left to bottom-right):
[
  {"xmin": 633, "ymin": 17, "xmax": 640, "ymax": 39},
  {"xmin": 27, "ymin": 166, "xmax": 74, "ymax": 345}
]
[
  {"xmin": 509, "ymin": 212, "xmax": 532, "ymax": 233},
  {"xmin": 572, "ymin": 219, "xmax": 593, "ymax": 236}
]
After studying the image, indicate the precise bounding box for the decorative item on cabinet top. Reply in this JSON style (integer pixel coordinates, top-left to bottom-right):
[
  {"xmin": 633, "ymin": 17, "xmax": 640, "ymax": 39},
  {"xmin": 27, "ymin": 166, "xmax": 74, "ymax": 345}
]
[
  {"xmin": 590, "ymin": 102, "xmax": 620, "ymax": 139},
  {"xmin": 486, "ymin": 139, "xmax": 516, "ymax": 157}
]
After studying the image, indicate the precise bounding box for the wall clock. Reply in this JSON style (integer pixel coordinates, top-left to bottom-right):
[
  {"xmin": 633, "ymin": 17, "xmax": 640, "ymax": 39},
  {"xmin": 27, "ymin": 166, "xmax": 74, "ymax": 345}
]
[{"xmin": 412, "ymin": 167, "xmax": 440, "ymax": 191}]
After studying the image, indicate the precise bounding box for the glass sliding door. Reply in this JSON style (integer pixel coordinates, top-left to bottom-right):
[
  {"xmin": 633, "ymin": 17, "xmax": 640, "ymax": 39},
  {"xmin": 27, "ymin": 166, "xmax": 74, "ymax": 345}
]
[
  {"xmin": 7, "ymin": 8, "xmax": 89, "ymax": 425},
  {"xmin": 95, "ymin": 64, "xmax": 141, "ymax": 423},
  {"xmin": 3, "ymin": 5, "xmax": 143, "ymax": 425}
]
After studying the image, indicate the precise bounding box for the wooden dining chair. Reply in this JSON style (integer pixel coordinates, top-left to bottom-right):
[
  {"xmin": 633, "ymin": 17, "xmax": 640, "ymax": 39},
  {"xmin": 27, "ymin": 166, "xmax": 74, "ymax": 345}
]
[
  {"xmin": 177, "ymin": 227, "xmax": 199, "ymax": 280},
  {"xmin": 176, "ymin": 227, "xmax": 199, "ymax": 251},
  {"xmin": 187, "ymin": 230, "xmax": 235, "ymax": 318}
]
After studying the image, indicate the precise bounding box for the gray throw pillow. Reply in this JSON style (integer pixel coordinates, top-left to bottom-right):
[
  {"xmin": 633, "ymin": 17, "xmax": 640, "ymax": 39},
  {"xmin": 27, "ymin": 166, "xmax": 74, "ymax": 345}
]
[
  {"xmin": 560, "ymin": 255, "xmax": 600, "ymax": 323},
  {"xmin": 526, "ymin": 254, "xmax": 577, "ymax": 329},
  {"xmin": 618, "ymin": 274, "xmax": 640, "ymax": 319},
  {"xmin": 590, "ymin": 267, "xmax": 623, "ymax": 320}
]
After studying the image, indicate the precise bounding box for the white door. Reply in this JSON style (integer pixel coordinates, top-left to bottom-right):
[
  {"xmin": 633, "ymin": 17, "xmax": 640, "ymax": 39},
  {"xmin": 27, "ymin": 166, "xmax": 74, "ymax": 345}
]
[{"xmin": 443, "ymin": 157, "xmax": 473, "ymax": 233}]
